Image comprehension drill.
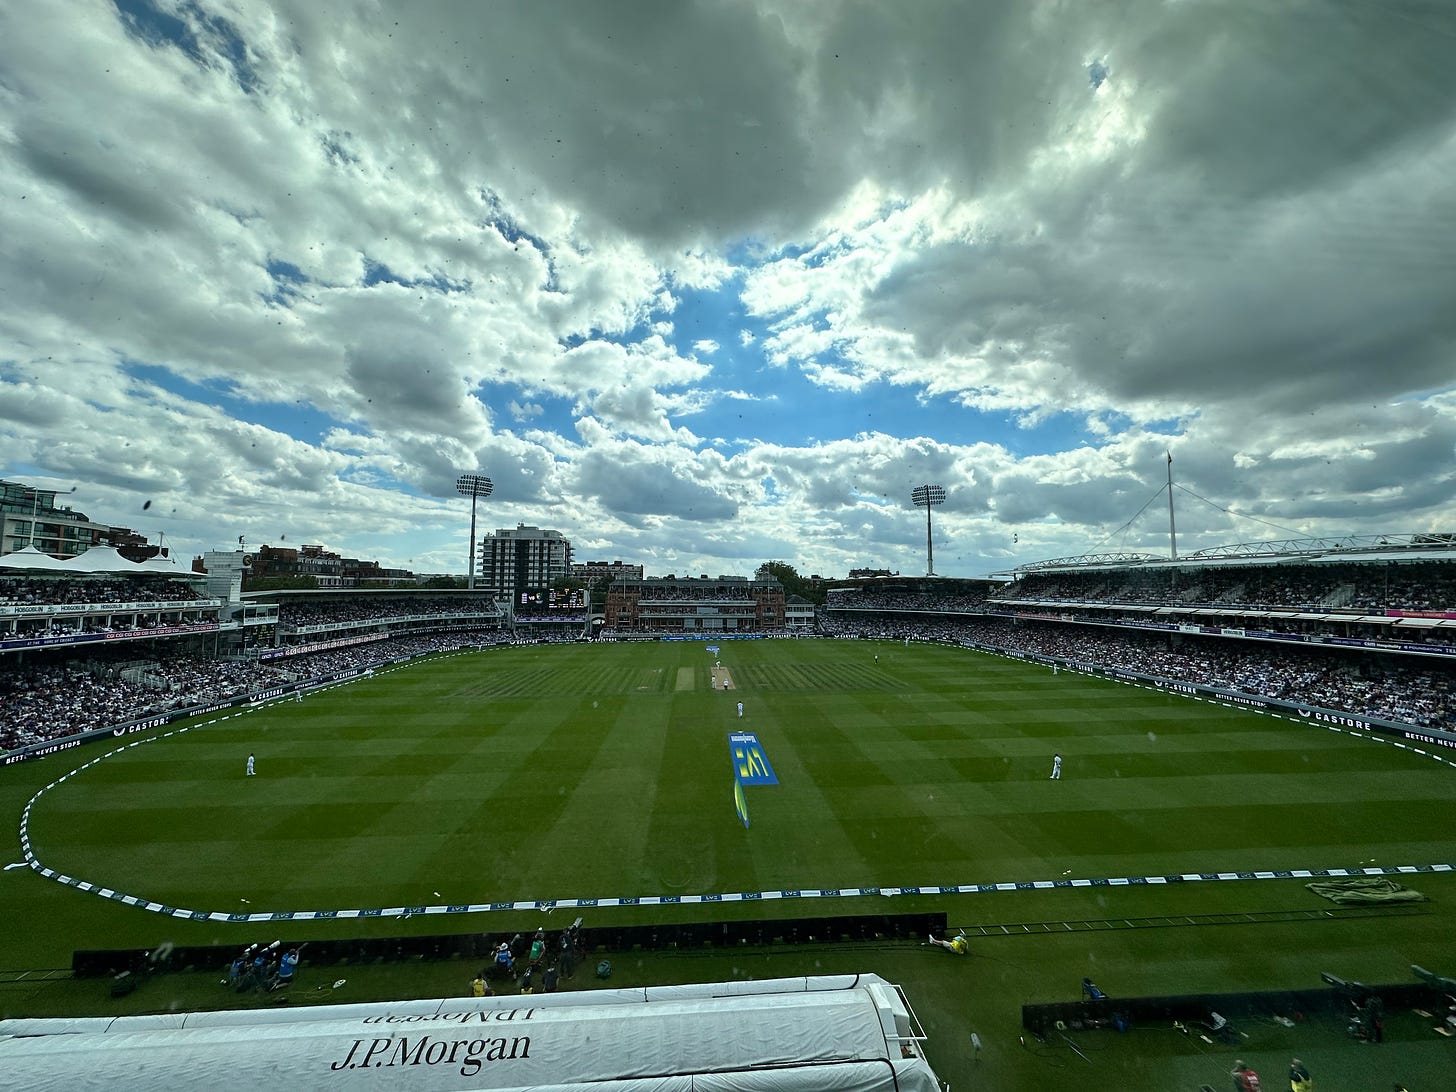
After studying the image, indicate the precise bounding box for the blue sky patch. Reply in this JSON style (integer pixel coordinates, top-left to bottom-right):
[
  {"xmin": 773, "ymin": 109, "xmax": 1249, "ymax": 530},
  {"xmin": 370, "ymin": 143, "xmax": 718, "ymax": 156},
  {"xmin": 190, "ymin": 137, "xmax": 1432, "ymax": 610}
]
[
  {"xmin": 113, "ymin": 0, "xmax": 259, "ymax": 94},
  {"xmin": 123, "ymin": 362, "xmax": 344, "ymax": 444}
]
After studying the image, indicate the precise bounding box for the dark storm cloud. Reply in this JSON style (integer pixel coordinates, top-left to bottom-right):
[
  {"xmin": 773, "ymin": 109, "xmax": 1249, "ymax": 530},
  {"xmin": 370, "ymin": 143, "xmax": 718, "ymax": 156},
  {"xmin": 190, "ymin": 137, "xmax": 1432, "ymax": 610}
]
[
  {"xmin": 804, "ymin": 1, "xmax": 1456, "ymax": 214},
  {"xmin": 257, "ymin": 2, "xmax": 1089, "ymax": 250},
  {"xmin": 749, "ymin": 1, "xmax": 1456, "ymax": 438},
  {"xmin": 795, "ymin": 2, "xmax": 1080, "ymax": 197},
  {"xmin": 1127, "ymin": 3, "xmax": 1456, "ymax": 201},
  {"xmin": 14, "ymin": 123, "xmax": 186, "ymax": 232},
  {"xmin": 341, "ymin": 341, "xmax": 481, "ymax": 434},
  {"xmin": 267, "ymin": 0, "xmax": 818, "ymax": 248},
  {"xmin": 863, "ymin": 241, "xmax": 1056, "ymax": 357},
  {"xmin": 864, "ymin": 171, "xmax": 1456, "ymax": 417}
]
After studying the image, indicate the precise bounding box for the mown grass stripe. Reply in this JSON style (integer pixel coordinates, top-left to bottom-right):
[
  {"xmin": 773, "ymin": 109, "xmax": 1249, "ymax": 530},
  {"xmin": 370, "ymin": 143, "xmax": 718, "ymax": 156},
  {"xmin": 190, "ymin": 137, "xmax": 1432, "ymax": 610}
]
[{"xmin": 14, "ymin": 640, "xmax": 1455, "ymax": 927}]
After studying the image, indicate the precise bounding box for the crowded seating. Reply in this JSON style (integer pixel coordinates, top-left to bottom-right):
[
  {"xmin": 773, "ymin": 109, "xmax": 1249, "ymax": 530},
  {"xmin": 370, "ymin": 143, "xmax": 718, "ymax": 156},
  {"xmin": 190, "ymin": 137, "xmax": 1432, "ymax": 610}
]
[
  {"xmin": 0, "ymin": 630, "xmax": 507, "ymax": 752},
  {"xmin": 276, "ymin": 596, "xmax": 500, "ymax": 630},
  {"xmin": 0, "ymin": 577, "xmax": 202, "ymax": 607},
  {"xmin": 991, "ymin": 562, "xmax": 1456, "ymax": 614},
  {"xmin": 818, "ymin": 612, "xmax": 1455, "ymax": 731}
]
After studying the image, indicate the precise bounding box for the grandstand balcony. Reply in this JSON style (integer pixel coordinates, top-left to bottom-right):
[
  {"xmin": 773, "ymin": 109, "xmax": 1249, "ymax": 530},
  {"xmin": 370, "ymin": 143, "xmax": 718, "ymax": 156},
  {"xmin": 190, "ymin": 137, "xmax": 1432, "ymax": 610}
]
[
  {"xmin": 263, "ymin": 592, "xmax": 506, "ymax": 647},
  {"xmin": 0, "ymin": 596, "xmax": 226, "ymax": 654},
  {"xmin": 605, "ymin": 576, "xmax": 788, "ymax": 634},
  {"xmin": 279, "ymin": 609, "xmax": 503, "ymax": 637}
]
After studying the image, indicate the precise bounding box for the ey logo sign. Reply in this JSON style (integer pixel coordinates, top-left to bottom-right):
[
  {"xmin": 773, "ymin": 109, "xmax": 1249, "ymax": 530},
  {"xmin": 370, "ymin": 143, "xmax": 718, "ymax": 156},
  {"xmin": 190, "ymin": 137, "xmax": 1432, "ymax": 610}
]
[{"xmin": 728, "ymin": 732, "xmax": 778, "ymax": 785}]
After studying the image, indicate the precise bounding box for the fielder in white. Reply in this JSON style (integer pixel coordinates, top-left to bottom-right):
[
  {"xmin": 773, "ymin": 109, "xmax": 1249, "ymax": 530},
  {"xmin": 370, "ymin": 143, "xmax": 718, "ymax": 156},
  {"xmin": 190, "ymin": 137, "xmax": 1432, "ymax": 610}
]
[
  {"xmin": 736, "ymin": 701, "xmax": 744, "ymax": 718},
  {"xmin": 1050, "ymin": 753, "xmax": 1061, "ymax": 780},
  {"xmin": 246, "ymin": 753, "xmax": 256, "ymax": 777}
]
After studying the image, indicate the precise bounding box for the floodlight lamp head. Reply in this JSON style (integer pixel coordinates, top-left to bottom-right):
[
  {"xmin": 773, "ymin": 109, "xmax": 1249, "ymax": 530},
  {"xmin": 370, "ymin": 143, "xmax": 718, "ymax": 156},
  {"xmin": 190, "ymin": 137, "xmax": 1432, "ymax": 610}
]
[
  {"xmin": 456, "ymin": 474, "xmax": 493, "ymax": 499},
  {"xmin": 911, "ymin": 484, "xmax": 946, "ymax": 508}
]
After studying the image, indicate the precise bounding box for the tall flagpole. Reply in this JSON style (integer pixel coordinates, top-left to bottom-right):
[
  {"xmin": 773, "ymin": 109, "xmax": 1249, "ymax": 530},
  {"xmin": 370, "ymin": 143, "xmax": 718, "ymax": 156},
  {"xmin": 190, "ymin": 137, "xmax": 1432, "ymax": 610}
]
[{"xmin": 1166, "ymin": 451, "xmax": 1177, "ymax": 561}]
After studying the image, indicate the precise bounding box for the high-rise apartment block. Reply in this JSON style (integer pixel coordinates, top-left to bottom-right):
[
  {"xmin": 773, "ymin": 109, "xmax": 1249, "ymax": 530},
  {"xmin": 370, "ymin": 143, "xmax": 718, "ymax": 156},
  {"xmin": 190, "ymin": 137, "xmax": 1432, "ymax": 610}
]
[{"xmin": 479, "ymin": 524, "xmax": 572, "ymax": 602}]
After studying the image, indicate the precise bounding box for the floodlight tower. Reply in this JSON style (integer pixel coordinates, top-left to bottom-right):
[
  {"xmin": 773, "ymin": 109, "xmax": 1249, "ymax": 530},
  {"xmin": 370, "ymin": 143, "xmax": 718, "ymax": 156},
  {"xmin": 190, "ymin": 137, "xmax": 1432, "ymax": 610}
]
[
  {"xmin": 911, "ymin": 484, "xmax": 946, "ymax": 576},
  {"xmin": 455, "ymin": 473, "xmax": 493, "ymax": 590},
  {"xmin": 1165, "ymin": 450, "xmax": 1178, "ymax": 561}
]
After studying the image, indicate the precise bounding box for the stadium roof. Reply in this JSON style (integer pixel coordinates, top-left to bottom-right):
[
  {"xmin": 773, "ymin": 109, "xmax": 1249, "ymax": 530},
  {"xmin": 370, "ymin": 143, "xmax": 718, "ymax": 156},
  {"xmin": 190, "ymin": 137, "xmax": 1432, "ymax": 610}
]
[
  {"xmin": 58, "ymin": 546, "xmax": 147, "ymax": 573},
  {"xmin": 0, "ymin": 975, "xmax": 941, "ymax": 1092},
  {"xmin": 136, "ymin": 553, "xmax": 187, "ymax": 574},
  {"xmin": 0, "ymin": 545, "xmax": 72, "ymax": 571},
  {"xmin": 0, "ymin": 545, "xmax": 192, "ymax": 575},
  {"xmin": 994, "ymin": 533, "xmax": 1456, "ymax": 578}
]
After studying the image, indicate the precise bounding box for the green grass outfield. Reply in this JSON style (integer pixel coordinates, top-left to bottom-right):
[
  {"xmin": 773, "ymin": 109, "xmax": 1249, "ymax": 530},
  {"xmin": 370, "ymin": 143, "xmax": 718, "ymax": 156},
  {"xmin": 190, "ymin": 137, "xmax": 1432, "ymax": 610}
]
[{"xmin": 3, "ymin": 638, "xmax": 1454, "ymax": 1089}]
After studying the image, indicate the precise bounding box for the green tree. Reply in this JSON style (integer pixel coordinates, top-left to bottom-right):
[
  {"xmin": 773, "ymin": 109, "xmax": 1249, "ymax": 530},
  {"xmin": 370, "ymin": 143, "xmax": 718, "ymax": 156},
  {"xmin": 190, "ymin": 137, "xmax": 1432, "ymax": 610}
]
[
  {"xmin": 243, "ymin": 575, "xmax": 318, "ymax": 592},
  {"xmin": 756, "ymin": 561, "xmax": 826, "ymax": 606},
  {"xmin": 573, "ymin": 574, "xmax": 613, "ymax": 607}
]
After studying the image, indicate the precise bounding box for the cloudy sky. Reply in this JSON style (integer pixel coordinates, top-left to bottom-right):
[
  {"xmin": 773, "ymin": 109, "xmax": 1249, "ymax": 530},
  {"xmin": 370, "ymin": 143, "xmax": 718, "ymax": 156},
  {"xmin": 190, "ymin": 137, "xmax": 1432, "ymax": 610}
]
[{"xmin": 3, "ymin": 1, "xmax": 1455, "ymax": 579}]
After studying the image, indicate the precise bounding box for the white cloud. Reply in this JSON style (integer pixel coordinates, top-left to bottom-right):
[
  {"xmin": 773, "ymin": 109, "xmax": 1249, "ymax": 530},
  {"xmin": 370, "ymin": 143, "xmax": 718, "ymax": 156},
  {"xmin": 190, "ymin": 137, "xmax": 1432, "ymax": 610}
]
[
  {"xmin": 1, "ymin": 0, "xmax": 1452, "ymax": 578},
  {"xmin": 509, "ymin": 401, "xmax": 545, "ymax": 421}
]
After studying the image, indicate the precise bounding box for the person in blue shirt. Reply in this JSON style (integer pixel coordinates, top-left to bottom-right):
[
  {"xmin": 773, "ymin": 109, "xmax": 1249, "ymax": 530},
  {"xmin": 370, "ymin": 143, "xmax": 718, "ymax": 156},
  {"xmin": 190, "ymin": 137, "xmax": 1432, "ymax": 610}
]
[
  {"xmin": 232, "ymin": 950, "xmax": 266, "ymax": 991},
  {"xmin": 275, "ymin": 948, "xmax": 299, "ymax": 987}
]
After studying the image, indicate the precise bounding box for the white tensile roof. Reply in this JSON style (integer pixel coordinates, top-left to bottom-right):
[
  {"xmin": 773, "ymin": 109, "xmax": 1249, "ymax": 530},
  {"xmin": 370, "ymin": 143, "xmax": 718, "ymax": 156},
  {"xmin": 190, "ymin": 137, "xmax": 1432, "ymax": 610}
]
[
  {"xmin": 0, "ymin": 545, "xmax": 74, "ymax": 571},
  {"xmin": 0, "ymin": 546, "xmax": 183, "ymax": 576},
  {"xmin": 0, "ymin": 975, "xmax": 941, "ymax": 1092},
  {"xmin": 58, "ymin": 546, "xmax": 144, "ymax": 573},
  {"xmin": 135, "ymin": 552, "xmax": 185, "ymax": 574}
]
